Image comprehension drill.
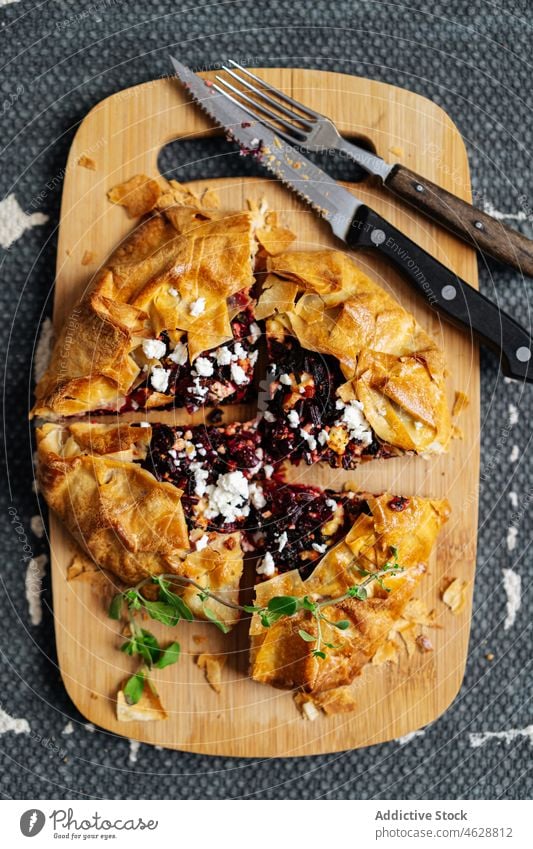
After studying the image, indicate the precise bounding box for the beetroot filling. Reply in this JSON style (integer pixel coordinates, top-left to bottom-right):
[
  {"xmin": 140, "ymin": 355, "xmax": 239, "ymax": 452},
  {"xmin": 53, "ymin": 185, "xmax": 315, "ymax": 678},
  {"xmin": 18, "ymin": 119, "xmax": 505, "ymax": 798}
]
[{"xmin": 259, "ymin": 335, "xmax": 394, "ymax": 469}]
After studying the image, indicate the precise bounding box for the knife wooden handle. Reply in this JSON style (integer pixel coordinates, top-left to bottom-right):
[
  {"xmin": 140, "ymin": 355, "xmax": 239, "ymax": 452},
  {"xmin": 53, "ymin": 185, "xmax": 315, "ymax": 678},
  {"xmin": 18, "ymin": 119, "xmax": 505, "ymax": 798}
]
[
  {"xmin": 385, "ymin": 164, "xmax": 533, "ymax": 277},
  {"xmin": 345, "ymin": 206, "xmax": 533, "ymax": 383}
]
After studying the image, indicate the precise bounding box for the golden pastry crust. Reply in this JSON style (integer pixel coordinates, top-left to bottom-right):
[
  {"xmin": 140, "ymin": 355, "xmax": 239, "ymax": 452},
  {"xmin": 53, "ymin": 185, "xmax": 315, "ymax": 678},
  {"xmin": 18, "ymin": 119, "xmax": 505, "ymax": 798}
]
[
  {"xmin": 250, "ymin": 494, "xmax": 450, "ymax": 693},
  {"xmin": 31, "ymin": 180, "xmax": 260, "ymax": 420},
  {"xmin": 36, "ymin": 422, "xmax": 243, "ymax": 627},
  {"xmin": 257, "ymin": 249, "xmax": 452, "ymax": 454}
]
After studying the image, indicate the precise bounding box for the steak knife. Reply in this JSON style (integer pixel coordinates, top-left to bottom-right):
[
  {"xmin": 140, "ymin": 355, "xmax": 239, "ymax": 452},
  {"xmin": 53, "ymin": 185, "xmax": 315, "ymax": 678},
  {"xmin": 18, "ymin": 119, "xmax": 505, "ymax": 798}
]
[{"xmin": 170, "ymin": 58, "xmax": 533, "ymax": 383}]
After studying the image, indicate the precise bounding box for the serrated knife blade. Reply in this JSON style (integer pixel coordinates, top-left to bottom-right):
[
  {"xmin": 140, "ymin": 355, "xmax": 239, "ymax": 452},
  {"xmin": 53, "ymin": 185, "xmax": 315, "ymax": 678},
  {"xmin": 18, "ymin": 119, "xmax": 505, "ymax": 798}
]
[{"xmin": 169, "ymin": 56, "xmax": 359, "ymax": 241}]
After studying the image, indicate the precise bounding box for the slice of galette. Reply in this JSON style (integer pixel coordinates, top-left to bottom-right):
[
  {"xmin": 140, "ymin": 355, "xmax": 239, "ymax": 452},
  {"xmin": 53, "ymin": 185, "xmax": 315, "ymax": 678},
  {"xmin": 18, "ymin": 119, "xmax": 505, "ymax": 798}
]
[
  {"xmin": 257, "ymin": 250, "xmax": 452, "ymax": 469},
  {"xmin": 36, "ymin": 420, "xmax": 261, "ymax": 629},
  {"xmin": 250, "ymin": 492, "xmax": 450, "ymax": 693},
  {"xmin": 31, "ymin": 180, "xmax": 293, "ymax": 420}
]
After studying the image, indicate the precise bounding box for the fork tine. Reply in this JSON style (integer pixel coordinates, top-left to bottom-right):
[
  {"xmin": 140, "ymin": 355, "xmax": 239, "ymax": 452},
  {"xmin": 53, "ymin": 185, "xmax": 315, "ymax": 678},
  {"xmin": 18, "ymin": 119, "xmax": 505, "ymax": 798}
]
[
  {"xmin": 227, "ymin": 60, "xmax": 320, "ymax": 121},
  {"xmin": 212, "ymin": 82, "xmax": 306, "ymax": 149},
  {"xmin": 215, "ymin": 76, "xmax": 308, "ymax": 141},
  {"xmin": 221, "ymin": 64, "xmax": 315, "ymax": 130}
]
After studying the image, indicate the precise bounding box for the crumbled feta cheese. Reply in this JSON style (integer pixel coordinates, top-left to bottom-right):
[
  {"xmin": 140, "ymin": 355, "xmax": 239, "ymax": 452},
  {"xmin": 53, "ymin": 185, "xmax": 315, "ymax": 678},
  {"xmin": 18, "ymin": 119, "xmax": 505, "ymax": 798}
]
[
  {"xmin": 414, "ymin": 420, "xmax": 423, "ymax": 430},
  {"xmin": 168, "ymin": 340, "xmax": 188, "ymax": 366},
  {"xmin": 279, "ymin": 373, "xmax": 292, "ymax": 385},
  {"xmin": 138, "ymin": 421, "xmax": 151, "ymax": 428},
  {"xmin": 249, "ymin": 322, "xmax": 261, "ymax": 343},
  {"xmin": 335, "ymin": 398, "xmax": 345, "ymax": 410},
  {"xmin": 263, "ymin": 410, "xmax": 275, "ymax": 423},
  {"xmin": 205, "ymin": 471, "xmax": 250, "ymax": 523},
  {"xmin": 195, "ymin": 534, "xmax": 209, "ymax": 552},
  {"xmin": 189, "ymin": 297, "xmax": 206, "ymax": 317},
  {"xmin": 263, "ymin": 464, "xmax": 274, "ymax": 479},
  {"xmin": 187, "ymin": 376, "xmax": 209, "ymax": 398},
  {"xmin": 325, "ymin": 498, "xmax": 337, "ymax": 509},
  {"xmin": 249, "ymin": 482, "xmax": 266, "ymax": 510},
  {"xmin": 168, "ymin": 286, "xmax": 179, "ymax": 297},
  {"xmin": 190, "ymin": 463, "xmax": 209, "ymax": 496},
  {"xmin": 317, "ymin": 429, "xmax": 329, "ymax": 446},
  {"xmin": 287, "ymin": 410, "xmax": 300, "ymax": 428},
  {"xmin": 300, "ymin": 429, "xmax": 317, "ymax": 451},
  {"xmin": 215, "ymin": 346, "xmax": 233, "ymax": 366},
  {"xmin": 194, "ymin": 356, "xmax": 214, "ymax": 377},
  {"xmin": 249, "ymin": 349, "xmax": 258, "ymax": 366},
  {"xmin": 278, "ymin": 531, "xmax": 288, "ymax": 552},
  {"xmin": 233, "ymin": 342, "xmax": 248, "ymax": 360},
  {"xmin": 142, "ymin": 338, "xmax": 166, "ymax": 360},
  {"xmin": 150, "ymin": 366, "xmax": 170, "ymax": 393},
  {"xmin": 257, "ymin": 551, "xmax": 276, "ymax": 577},
  {"xmin": 231, "ymin": 362, "xmax": 248, "ymax": 385},
  {"xmin": 312, "ymin": 542, "xmax": 327, "ymax": 554},
  {"xmin": 339, "ymin": 400, "xmax": 373, "ymax": 445}
]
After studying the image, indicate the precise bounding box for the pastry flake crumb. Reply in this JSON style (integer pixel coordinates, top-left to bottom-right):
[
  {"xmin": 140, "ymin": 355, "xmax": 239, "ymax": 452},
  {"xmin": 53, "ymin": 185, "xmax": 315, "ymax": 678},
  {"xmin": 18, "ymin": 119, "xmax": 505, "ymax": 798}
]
[
  {"xmin": 81, "ymin": 250, "xmax": 95, "ymax": 266},
  {"xmin": 294, "ymin": 687, "xmax": 357, "ymax": 719},
  {"xmin": 107, "ymin": 174, "xmax": 162, "ymax": 218},
  {"xmin": 441, "ymin": 577, "xmax": 468, "ymax": 614},
  {"xmin": 452, "ymin": 391, "xmax": 470, "ymax": 417},
  {"xmin": 78, "ymin": 154, "xmax": 97, "ymax": 170},
  {"xmin": 197, "ymin": 653, "xmax": 226, "ymax": 693},
  {"xmin": 67, "ymin": 552, "xmax": 98, "ymax": 581},
  {"xmin": 116, "ymin": 687, "xmax": 168, "ymax": 722}
]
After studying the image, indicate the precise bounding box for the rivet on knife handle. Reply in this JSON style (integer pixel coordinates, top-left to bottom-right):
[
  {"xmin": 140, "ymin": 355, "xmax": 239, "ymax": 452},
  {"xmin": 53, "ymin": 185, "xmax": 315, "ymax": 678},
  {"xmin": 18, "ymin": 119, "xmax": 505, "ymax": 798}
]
[
  {"xmin": 385, "ymin": 164, "xmax": 533, "ymax": 277},
  {"xmin": 346, "ymin": 206, "xmax": 533, "ymax": 383}
]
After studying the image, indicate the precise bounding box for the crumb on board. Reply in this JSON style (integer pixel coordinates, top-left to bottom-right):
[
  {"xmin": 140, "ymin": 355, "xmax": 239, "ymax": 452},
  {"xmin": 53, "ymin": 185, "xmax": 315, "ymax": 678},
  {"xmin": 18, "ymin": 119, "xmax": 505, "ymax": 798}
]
[
  {"xmin": 452, "ymin": 391, "xmax": 470, "ymax": 417},
  {"xmin": 107, "ymin": 174, "xmax": 162, "ymax": 218},
  {"xmin": 197, "ymin": 653, "xmax": 226, "ymax": 694},
  {"xmin": 67, "ymin": 552, "xmax": 98, "ymax": 580},
  {"xmin": 441, "ymin": 577, "xmax": 468, "ymax": 614},
  {"xmin": 294, "ymin": 686, "xmax": 358, "ymax": 719},
  {"xmin": 192, "ymin": 634, "xmax": 207, "ymax": 646},
  {"xmin": 485, "ymin": 652, "xmax": 495, "ymax": 662},
  {"xmin": 372, "ymin": 598, "xmax": 437, "ymax": 665},
  {"xmin": 116, "ymin": 687, "xmax": 168, "ymax": 722},
  {"xmin": 388, "ymin": 145, "xmax": 405, "ymax": 157},
  {"xmin": 78, "ymin": 154, "xmax": 97, "ymax": 170},
  {"xmin": 81, "ymin": 250, "xmax": 95, "ymax": 266}
]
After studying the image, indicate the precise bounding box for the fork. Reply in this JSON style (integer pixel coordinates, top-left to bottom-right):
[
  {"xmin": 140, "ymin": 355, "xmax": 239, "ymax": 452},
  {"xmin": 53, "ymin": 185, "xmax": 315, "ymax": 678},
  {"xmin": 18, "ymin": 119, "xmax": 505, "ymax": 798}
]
[{"xmin": 214, "ymin": 61, "xmax": 533, "ymax": 277}]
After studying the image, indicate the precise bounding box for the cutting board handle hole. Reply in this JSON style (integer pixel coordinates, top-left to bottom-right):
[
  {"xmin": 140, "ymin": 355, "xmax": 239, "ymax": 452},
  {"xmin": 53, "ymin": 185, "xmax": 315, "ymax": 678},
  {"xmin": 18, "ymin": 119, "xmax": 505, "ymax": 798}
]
[{"xmin": 158, "ymin": 136, "xmax": 369, "ymax": 185}]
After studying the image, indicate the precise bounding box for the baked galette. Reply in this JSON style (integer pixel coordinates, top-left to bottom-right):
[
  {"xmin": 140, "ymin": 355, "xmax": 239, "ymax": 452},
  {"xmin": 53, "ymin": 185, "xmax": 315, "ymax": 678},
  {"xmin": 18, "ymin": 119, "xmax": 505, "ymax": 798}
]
[{"xmin": 250, "ymin": 493, "xmax": 450, "ymax": 693}]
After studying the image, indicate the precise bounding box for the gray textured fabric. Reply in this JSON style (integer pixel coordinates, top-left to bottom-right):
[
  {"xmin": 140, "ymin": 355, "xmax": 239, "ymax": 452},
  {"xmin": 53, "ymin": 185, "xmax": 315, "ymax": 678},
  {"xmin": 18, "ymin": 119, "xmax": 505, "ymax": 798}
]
[{"xmin": 1, "ymin": 0, "xmax": 531, "ymax": 800}]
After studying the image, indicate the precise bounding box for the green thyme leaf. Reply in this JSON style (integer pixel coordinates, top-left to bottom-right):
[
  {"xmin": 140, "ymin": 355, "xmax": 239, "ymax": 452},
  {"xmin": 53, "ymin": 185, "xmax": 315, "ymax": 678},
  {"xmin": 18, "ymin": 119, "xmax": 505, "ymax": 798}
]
[
  {"xmin": 108, "ymin": 593, "xmax": 123, "ymax": 620},
  {"xmin": 302, "ymin": 596, "xmax": 317, "ymax": 613},
  {"xmin": 120, "ymin": 638, "xmax": 137, "ymax": 656},
  {"xmin": 125, "ymin": 589, "xmax": 142, "ymax": 610},
  {"xmin": 242, "ymin": 604, "xmax": 262, "ymax": 614},
  {"xmin": 157, "ymin": 581, "xmax": 194, "ymax": 621},
  {"xmin": 313, "ymin": 650, "xmax": 327, "ymax": 660},
  {"xmin": 155, "ymin": 641, "xmax": 181, "ymax": 669},
  {"xmin": 267, "ymin": 596, "xmax": 299, "ymax": 618},
  {"xmin": 333, "ymin": 619, "xmax": 350, "ymax": 630},
  {"xmin": 135, "ymin": 629, "xmax": 161, "ymax": 666},
  {"xmin": 298, "ymin": 629, "xmax": 316, "ymax": 642},
  {"xmin": 348, "ymin": 586, "xmax": 368, "ymax": 600},
  {"xmin": 202, "ymin": 604, "xmax": 230, "ymax": 634},
  {"xmin": 124, "ymin": 670, "xmax": 146, "ymax": 705},
  {"xmin": 143, "ymin": 600, "xmax": 180, "ymax": 627}
]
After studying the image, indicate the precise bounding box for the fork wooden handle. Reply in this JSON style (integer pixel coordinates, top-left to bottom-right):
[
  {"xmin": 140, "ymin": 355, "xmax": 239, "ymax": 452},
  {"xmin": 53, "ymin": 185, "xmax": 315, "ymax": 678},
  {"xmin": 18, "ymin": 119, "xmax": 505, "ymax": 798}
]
[{"xmin": 385, "ymin": 164, "xmax": 533, "ymax": 277}]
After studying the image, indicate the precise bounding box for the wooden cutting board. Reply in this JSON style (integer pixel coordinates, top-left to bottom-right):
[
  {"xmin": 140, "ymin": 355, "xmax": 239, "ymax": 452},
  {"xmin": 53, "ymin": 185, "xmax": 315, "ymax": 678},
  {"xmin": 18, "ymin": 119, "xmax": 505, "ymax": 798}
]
[{"xmin": 49, "ymin": 69, "xmax": 480, "ymax": 757}]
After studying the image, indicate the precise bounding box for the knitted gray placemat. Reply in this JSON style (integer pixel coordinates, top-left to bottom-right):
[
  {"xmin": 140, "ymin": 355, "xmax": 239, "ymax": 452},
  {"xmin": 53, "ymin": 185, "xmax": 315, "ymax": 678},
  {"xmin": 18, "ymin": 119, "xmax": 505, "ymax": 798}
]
[{"xmin": 0, "ymin": 0, "xmax": 531, "ymax": 800}]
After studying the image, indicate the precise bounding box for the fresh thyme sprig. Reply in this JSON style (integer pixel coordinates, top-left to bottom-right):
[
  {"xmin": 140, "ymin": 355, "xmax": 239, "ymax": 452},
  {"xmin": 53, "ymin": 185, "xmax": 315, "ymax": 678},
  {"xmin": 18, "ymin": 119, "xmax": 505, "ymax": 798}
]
[{"xmin": 109, "ymin": 546, "xmax": 403, "ymax": 702}]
